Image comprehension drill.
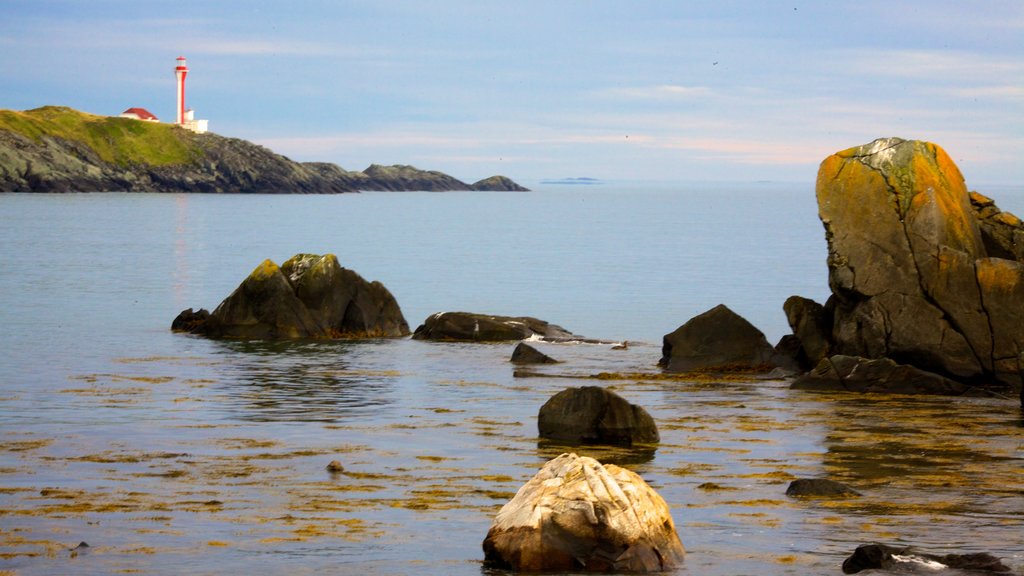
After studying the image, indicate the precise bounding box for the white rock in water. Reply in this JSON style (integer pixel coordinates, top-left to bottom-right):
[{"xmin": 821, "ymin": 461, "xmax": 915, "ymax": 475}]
[{"xmin": 482, "ymin": 452, "xmax": 685, "ymax": 572}]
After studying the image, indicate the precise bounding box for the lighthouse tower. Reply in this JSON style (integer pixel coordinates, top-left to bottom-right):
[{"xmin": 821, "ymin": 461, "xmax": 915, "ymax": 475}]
[{"xmin": 174, "ymin": 56, "xmax": 188, "ymax": 125}]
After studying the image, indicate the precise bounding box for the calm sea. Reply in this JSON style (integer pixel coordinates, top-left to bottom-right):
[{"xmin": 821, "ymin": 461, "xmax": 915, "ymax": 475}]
[{"xmin": 1, "ymin": 183, "xmax": 1022, "ymax": 575}]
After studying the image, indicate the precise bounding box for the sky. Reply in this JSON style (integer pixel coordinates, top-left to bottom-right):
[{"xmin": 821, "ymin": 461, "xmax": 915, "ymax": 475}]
[{"xmin": 1, "ymin": 1, "xmax": 1021, "ymax": 185}]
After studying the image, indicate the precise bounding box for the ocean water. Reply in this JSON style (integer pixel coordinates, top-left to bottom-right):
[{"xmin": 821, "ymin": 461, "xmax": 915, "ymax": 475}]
[{"xmin": 1, "ymin": 183, "xmax": 1022, "ymax": 575}]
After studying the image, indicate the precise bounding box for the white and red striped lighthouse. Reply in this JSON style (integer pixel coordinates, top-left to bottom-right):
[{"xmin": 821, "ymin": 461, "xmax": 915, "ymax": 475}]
[{"xmin": 174, "ymin": 56, "xmax": 188, "ymax": 125}]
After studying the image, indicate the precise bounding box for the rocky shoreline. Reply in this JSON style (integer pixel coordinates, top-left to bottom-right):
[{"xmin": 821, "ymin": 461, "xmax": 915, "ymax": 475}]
[{"xmin": 0, "ymin": 106, "xmax": 528, "ymax": 193}]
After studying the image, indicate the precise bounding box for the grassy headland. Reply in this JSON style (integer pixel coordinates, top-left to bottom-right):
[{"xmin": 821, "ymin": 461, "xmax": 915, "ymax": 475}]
[{"xmin": 0, "ymin": 105, "xmax": 199, "ymax": 167}]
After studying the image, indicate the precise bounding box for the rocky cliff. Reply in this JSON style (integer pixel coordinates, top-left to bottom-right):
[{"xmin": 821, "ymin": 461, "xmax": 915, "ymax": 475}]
[
  {"xmin": 0, "ymin": 106, "xmax": 528, "ymax": 193},
  {"xmin": 810, "ymin": 137, "xmax": 1024, "ymax": 388}
]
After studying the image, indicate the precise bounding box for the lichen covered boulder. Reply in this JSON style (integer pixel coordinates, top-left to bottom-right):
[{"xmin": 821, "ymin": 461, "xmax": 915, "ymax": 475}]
[
  {"xmin": 173, "ymin": 253, "xmax": 409, "ymax": 339},
  {"xmin": 538, "ymin": 386, "xmax": 659, "ymax": 446},
  {"xmin": 482, "ymin": 453, "xmax": 685, "ymax": 572},
  {"xmin": 660, "ymin": 304, "xmax": 777, "ymax": 372},
  {"xmin": 817, "ymin": 138, "xmax": 1024, "ymax": 387}
]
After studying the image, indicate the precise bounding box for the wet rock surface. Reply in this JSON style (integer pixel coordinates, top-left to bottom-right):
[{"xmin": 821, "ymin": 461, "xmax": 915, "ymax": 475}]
[
  {"xmin": 538, "ymin": 386, "xmax": 659, "ymax": 446},
  {"xmin": 510, "ymin": 342, "xmax": 559, "ymax": 364},
  {"xmin": 842, "ymin": 543, "xmax": 1010, "ymax": 574},
  {"xmin": 792, "ymin": 355, "xmax": 971, "ymax": 396},
  {"xmin": 785, "ymin": 478, "xmax": 860, "ymax": 497},
  {"xmin": 482, "ymin": 453, "xmax": 685, "ymax": 572},
  {"xmin": 412, "ymin": 312, "xmax": 577, "ymax": 342}
]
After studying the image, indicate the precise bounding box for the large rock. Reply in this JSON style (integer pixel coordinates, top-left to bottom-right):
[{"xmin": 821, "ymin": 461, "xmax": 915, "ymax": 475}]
[
  {"xmin": 660, "ymin": 304, "xmax": 777, "ymax": 372},
  {"xmin": 817, "ymin": 138, "xmax": 1024, "ymax": 388},
  {"xmin": 842, "ymin": 543, "xmax": 1010, "ymax": 574},
  {"xmin": 412, "ymin": 312, "xmax": 576, "ymax": 342},
  {"xmin": 482, "ymin": 453, "xmax": 685, "ymax": 572},
  {"xmin": 792, "ymin": 355, "xmax": 970, "ymax": 396},
  {"xmin": 538, "ymin": 386, "xmax": 659, "ymax": 446},
  {"xmin": 173, "ymin": 253, "xmax": 409, "ymax": 339}
]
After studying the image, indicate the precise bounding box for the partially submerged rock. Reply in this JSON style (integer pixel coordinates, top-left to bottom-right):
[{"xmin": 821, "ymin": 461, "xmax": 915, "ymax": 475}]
[
  {"xmin": 817, "ymin": 138, "xmax": 1024, "ymax": 388},
  {"xmin": 792, "ymin": 355, "xmax": 970, "ymax": 396},
  {"xmin": 538, "ymin": 386, "xmax": 659, "ymax": 446},
  {"xmin": 412, "ymin": 312, "xmax": 576, "ymax": 342},
  {"xmin": 510, "ymin": 342, "xmax": 559, "ymax": 364},
  {"xmin": 482, "ymin": 453, "xmax": 685, "ymax": 572},
  {"xmin": 173, "ymin": 253, "xmax": 409, "ymax": 339},
  {"xmin": 660, "ymin": 304, "xmax": 777, "ymax": 372},
  {"xmin": 785, "ymin": 478, "xmax": 860, "ymax": 498},
  {"xmin": 842, "ymin": 543, "xmax": 1010, "ymax": 574}
]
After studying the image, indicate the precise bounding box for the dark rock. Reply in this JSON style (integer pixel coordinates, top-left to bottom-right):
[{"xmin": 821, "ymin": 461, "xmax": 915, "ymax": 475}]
[
  {"xmin": 792, "ymin": 355, "xmax": 970, "ymax": 396},
  {"xmin": 817, "ymin": 138, "xmax": 1024, "ymax": 388},
  {"xmin": 175, "ymin": 254, "xmax": 409, "ymax": 340},
  {"xmin": 772, "ymin": 334, "xmax": 805, "ymax": 373},
  {"xmin": 510, "ymin": 342, "xmax": 558, "ymax": 364},
  {"xmin": 326, "ymin": 460, "xmax": 345, "ymax": 473},
  {"xmin": 785, "ymin": 478, "xmax": 860, "ymax": 497},
  {"xmin": 660, "ymin": 304, "xmax": 776, "ymax": 372},
  {"xmin": 482, "ymin": 453, "xmax": 685, "ymax": 572},
  {"xmin": 842, "ymin": 543, "xmax": 1010, "ymax": 574},
  {"xmin": 470, "ymin": 175, "xmax": 530, "ymax": 191},
  {"xmin": 170, "ymin": 307, "xmax": 210, "ymax": 333},
  {"xmin": 538, "ymin": 386, "xmax": 659, "ymax": 446},
  {"xmin": 412, "ymin": 312, "xmax": 576, "ymax": 342},
  {"xmin": 783, "ymin": 295, "xmax": 831, "ymax": 368}
]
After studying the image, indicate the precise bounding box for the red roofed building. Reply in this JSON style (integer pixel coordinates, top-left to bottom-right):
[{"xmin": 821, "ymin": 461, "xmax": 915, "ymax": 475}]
[{"xmin": 119, "ymin": 107, "xmax": 159, "ymax": 122}]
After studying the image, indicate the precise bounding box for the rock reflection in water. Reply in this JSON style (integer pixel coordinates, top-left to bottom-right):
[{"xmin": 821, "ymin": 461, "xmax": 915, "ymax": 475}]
[
  {"xmin": 536, "ymin": 440, "xmax": 658, "ymax": 467},
  {"xmin": 210, "ymin": 339, "xmax": 398, "ymax": 422}
]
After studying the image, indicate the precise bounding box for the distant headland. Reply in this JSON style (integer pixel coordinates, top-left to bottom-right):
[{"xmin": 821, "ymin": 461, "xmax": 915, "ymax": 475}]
[{"xmin": 0, "ymin": 106, "xmax": 528, "ymax": 193}]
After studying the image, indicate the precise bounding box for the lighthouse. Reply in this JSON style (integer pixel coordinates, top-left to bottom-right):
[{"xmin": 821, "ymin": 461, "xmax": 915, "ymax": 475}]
[
  {"xmin": 175, "ymin": 56, "xmax": 188, "ymax": 125},
  {"xmin": 172, "ymin": 56, "xmax": 208, "ymax": 133}
]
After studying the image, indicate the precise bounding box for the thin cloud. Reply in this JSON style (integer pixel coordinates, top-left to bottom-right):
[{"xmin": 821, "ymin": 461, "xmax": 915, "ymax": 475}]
[{"xmin": 599, "ymin": 85, "xmax": 714, "ymax": 100}]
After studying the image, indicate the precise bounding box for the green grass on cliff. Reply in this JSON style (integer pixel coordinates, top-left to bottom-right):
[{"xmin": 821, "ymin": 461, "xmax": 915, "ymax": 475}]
[{"xmin": 0, "ymin": 106, "xmax": 200, "ymax": 167}]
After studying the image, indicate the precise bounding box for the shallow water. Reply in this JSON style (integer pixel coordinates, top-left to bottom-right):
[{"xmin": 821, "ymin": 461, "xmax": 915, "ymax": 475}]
[{"xmin": 1, "ymin": 185, "xmax": 1022, "ymax": 575}]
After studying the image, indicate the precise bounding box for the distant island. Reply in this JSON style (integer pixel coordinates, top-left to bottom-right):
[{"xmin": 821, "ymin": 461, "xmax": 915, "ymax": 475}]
[
  {"xmin": 0, "ymin": 106, "xmax": 528, "ymax": 193},
  {"xmin": 540, "ymin": 177, "xmax": 602, "ymax": 185}
]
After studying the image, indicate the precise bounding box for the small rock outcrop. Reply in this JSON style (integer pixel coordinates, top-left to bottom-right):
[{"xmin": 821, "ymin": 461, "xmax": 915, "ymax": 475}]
[
  {"xmin": 785, "ymin": 478, "xmax": 860, "ymax": 498},
  {"xmin": 792, "ymin": 355, "xmax": 969, "ymax": 395},
  {"xmin": 538, "ymin": 386, "xmax": 659, "ymax": 446},
  {"xmin": 660, "ymin": 304, "xmax": 777, "ymax": 372},
  {"xmin": 470, "ymin": 175, "xmax": 530, "ymax": 191},
  {"xmin": 510, "ymin": 342, "xmax": 559, "ymax": 364},
  {"xmin": 842, "ymin": 543, "xmax": 1010, "ymax": 574},
  {"xmin": 816, "ymin": 137, "xmax": 1024, "ymax": 388},
  {"xmin": 482, "ymin": 453, "xmax": 685, "ymax": 572},
  {"xmin": 173, "ymin": 253, "xmax": 409, "ymax": 339},
  {"xmin": 412, "ymin": 312, "xmax": 576, "ymax": 342}
]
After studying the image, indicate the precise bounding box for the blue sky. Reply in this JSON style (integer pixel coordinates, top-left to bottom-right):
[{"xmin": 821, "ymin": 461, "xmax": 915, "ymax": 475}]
[{"xmin": 1, "ymin": 1, "xmax": 1021, "ymax": 185}]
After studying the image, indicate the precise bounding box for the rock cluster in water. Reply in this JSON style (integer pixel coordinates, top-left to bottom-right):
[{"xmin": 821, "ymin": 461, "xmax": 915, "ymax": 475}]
[
  {"xmin": 173, "ymin": 253, "xmax": 409, "ymax": 339},
  {"xmin": 785, "ymin": 137, "xmax": 1024, "ymax": 394},
  {"xmin": 482, "ymin": 453, "xmax": 685, "ymax": 572}
]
